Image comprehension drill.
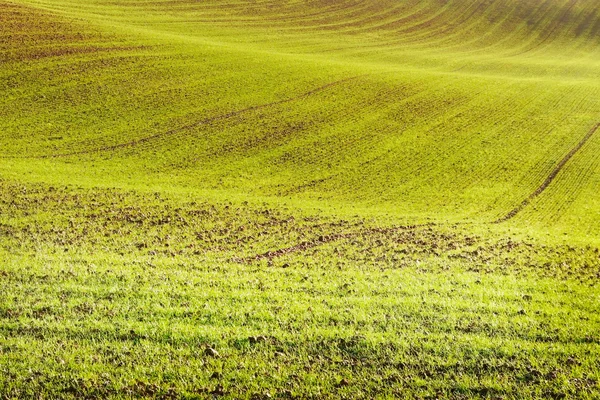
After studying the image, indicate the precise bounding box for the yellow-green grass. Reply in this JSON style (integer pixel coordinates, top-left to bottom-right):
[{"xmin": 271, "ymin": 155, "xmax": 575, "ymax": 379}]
[
  {"xmin": 2, "ymin": 0, "xmax": 600, "ymax": 239},
  {"xmin": 2, "ymin": 0, "xmax": 600, "ymax": 398},
  {"xmin": 1, "ymin": 180, "xmax": 599, "ymax": 398}
]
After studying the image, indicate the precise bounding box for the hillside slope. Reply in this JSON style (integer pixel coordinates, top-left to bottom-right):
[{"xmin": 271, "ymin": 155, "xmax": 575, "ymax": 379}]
[
  {"xmin": 2, "ymin": 2, "xmax": 600, "ymax": 398},
  {"xmin": 2, "ymin": 0, "xmax": 600, "ymax": 240}
]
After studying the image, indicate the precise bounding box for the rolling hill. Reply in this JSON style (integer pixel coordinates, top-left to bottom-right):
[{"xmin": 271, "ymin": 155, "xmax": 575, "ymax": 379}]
[
  {"xmin": 1, "ymin": 0, "xmax": 600, "ymax": 398},
  {"xmin": 2, "ymin": 0, "xmax": 600, "ymax": 240}
]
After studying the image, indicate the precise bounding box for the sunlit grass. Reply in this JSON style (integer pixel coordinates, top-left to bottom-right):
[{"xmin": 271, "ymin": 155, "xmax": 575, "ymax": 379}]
[{"xmin": 2, "ymin": 0, "xmax": 600, "ymax": 397}]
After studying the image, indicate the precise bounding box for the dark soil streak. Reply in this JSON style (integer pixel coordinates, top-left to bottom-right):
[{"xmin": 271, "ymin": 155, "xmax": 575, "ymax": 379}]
[
  {"xmin": 16, "ymin": 75, "xmax": 364, "ymax": 159},
  {"xmin": 244, "ymin": 233, "xmax": 354, "ymax": 262},
  {"xmin": 495, "ymin": 121, "xmax": 600, "ymax": 223},
  {"xmin": 277, "ymin": 175, "xmax": 336, "ymax": 197},
  {"xmin": 238, "ymin": 223, "xmax": 435, "ymax": 263}
]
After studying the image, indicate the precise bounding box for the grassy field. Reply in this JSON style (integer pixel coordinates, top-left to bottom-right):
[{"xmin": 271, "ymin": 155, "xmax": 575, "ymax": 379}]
[{"xmin": 1, "ymin": 0, "xmax": 600, "ymax": 398}]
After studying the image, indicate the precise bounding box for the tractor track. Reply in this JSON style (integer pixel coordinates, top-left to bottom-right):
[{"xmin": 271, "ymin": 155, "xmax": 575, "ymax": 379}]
[
  {"xmin": 495, "ymin": 121, "xmax": 600, "ymax": 223},
  {"xmin": 238, "ymin": 120, "xmax": 600, "ymax": 263}
]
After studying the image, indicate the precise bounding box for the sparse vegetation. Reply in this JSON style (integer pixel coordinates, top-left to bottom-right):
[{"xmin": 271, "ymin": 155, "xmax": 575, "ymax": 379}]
[{"xmin": 1, "ymin": 0, "xmax": 600, "ymax": 398}]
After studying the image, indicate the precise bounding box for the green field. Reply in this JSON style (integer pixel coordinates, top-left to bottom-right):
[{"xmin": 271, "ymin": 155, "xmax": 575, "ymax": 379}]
[{"xmin": 1, "ymin": 0, "xmax": 600, "ymax": 398}]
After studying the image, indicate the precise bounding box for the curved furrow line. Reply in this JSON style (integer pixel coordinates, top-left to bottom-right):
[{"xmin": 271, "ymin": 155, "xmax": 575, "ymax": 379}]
[
  {"xmin": 343, "ymin": 0, "xmax": 525, "ymax": 52},
  {"xmin": 341, "ymin": 0, "xmax": 595, "ymax": 52},
  {"xmin": 184, "ymin": 73, "xmax": 431, "ymax": 167},
  {"xmin": 293, "ymin": 1, "xmax": 428, "ymax": 34},
  {"xmin": 260, "ymin": 80, "xmax": 428, "ymax": 172},
  {"xmin": 269, "ymin": 83, "xmax": 423, "ymax": 176},
  {"xmin": 565, "ymin": 1, "xmax": 600, "ymax": 47},
  {"xmin": 279, "ymin": 1, "xmax": 411, "ymax": 30},
  {"xmin": 245, "ymin": 123, "xmax": 600, "ymax": 260},
  {"xmin": 509, "ymin": 0, "xmax": 579, "ymax": 56},
  {"xmin": 364, "ymin": 82, "xmax": 591, "ymax": 217},
  {"xmin": 329, "ymin": 1, "xmax": 428, "ymax": 32},
  {"xmin": 507, "ymin": 0, "xmax": 589, "ymax": 56},
  {"xmin": 269, "ymin": 0, "xmax": 427, "ymax": 33},
  {"xmin": 137, "ymin": 75, "xmax": 425, "ymax": 174},
  {"xmin": 246, "ymin": 4, "xmax": 417, "ymax": 38},
  {"xmin": 374, "ymin": 0, "xmax": 457, "ymax": 33},
  {"xmin": 172, "ymin": 0, "xmax": 397, "ymax": 32},
  {"xmin": 408, "ymin": 0, "xmax": 563, "ymax": 54},
  {"xmin": 287, "ymin": 0, "xmax": 450, "ymax": 44},
  {"xmin": 330, "ymin": 1, "xmax": 516, "ymax": 54},
  {"xmin": 202, "ymin": 77, "xmax": 443, "ymax": 194},
  {"xmin": 167, "ymin": 75, "xmax": 411, "ymax": 165},
  {"xmin": 395, "ymin": 1, "xmax": 493, "ymax": 47},
  {"xmin": 358, "ymin": 0, "xmax": 590, "ymax": 54},
  {"xmin": 482, "ymin": 94, "xmax": 591, "ymax": 191},
  {"xmin": 341, "ymin": 1, "xmax": 441, "ymax": 35},
  {"xmin": 192, "ymin": 1, "xmax": 371, "ymax": 29},
  {"xmin": 394, "ymin": 0, "xmax": 541, "ymax": 50},
  {"xmin": 3, "ymin": 75, "xmax": 366, "ymax": 160},
  {"xmin": 285, "ymin": 5, "xmax": 435, "ymax": 46},
  {"xmin": 495, "ymin": 121, "xmax": 600, "ymax": 223},
  {"xmin": 460, "ymin": 1, "xmax": 544, "ymax": 54},
  {"xmin": 380, "ymin": 1, "xmax": 464, "ymax": 41}
]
